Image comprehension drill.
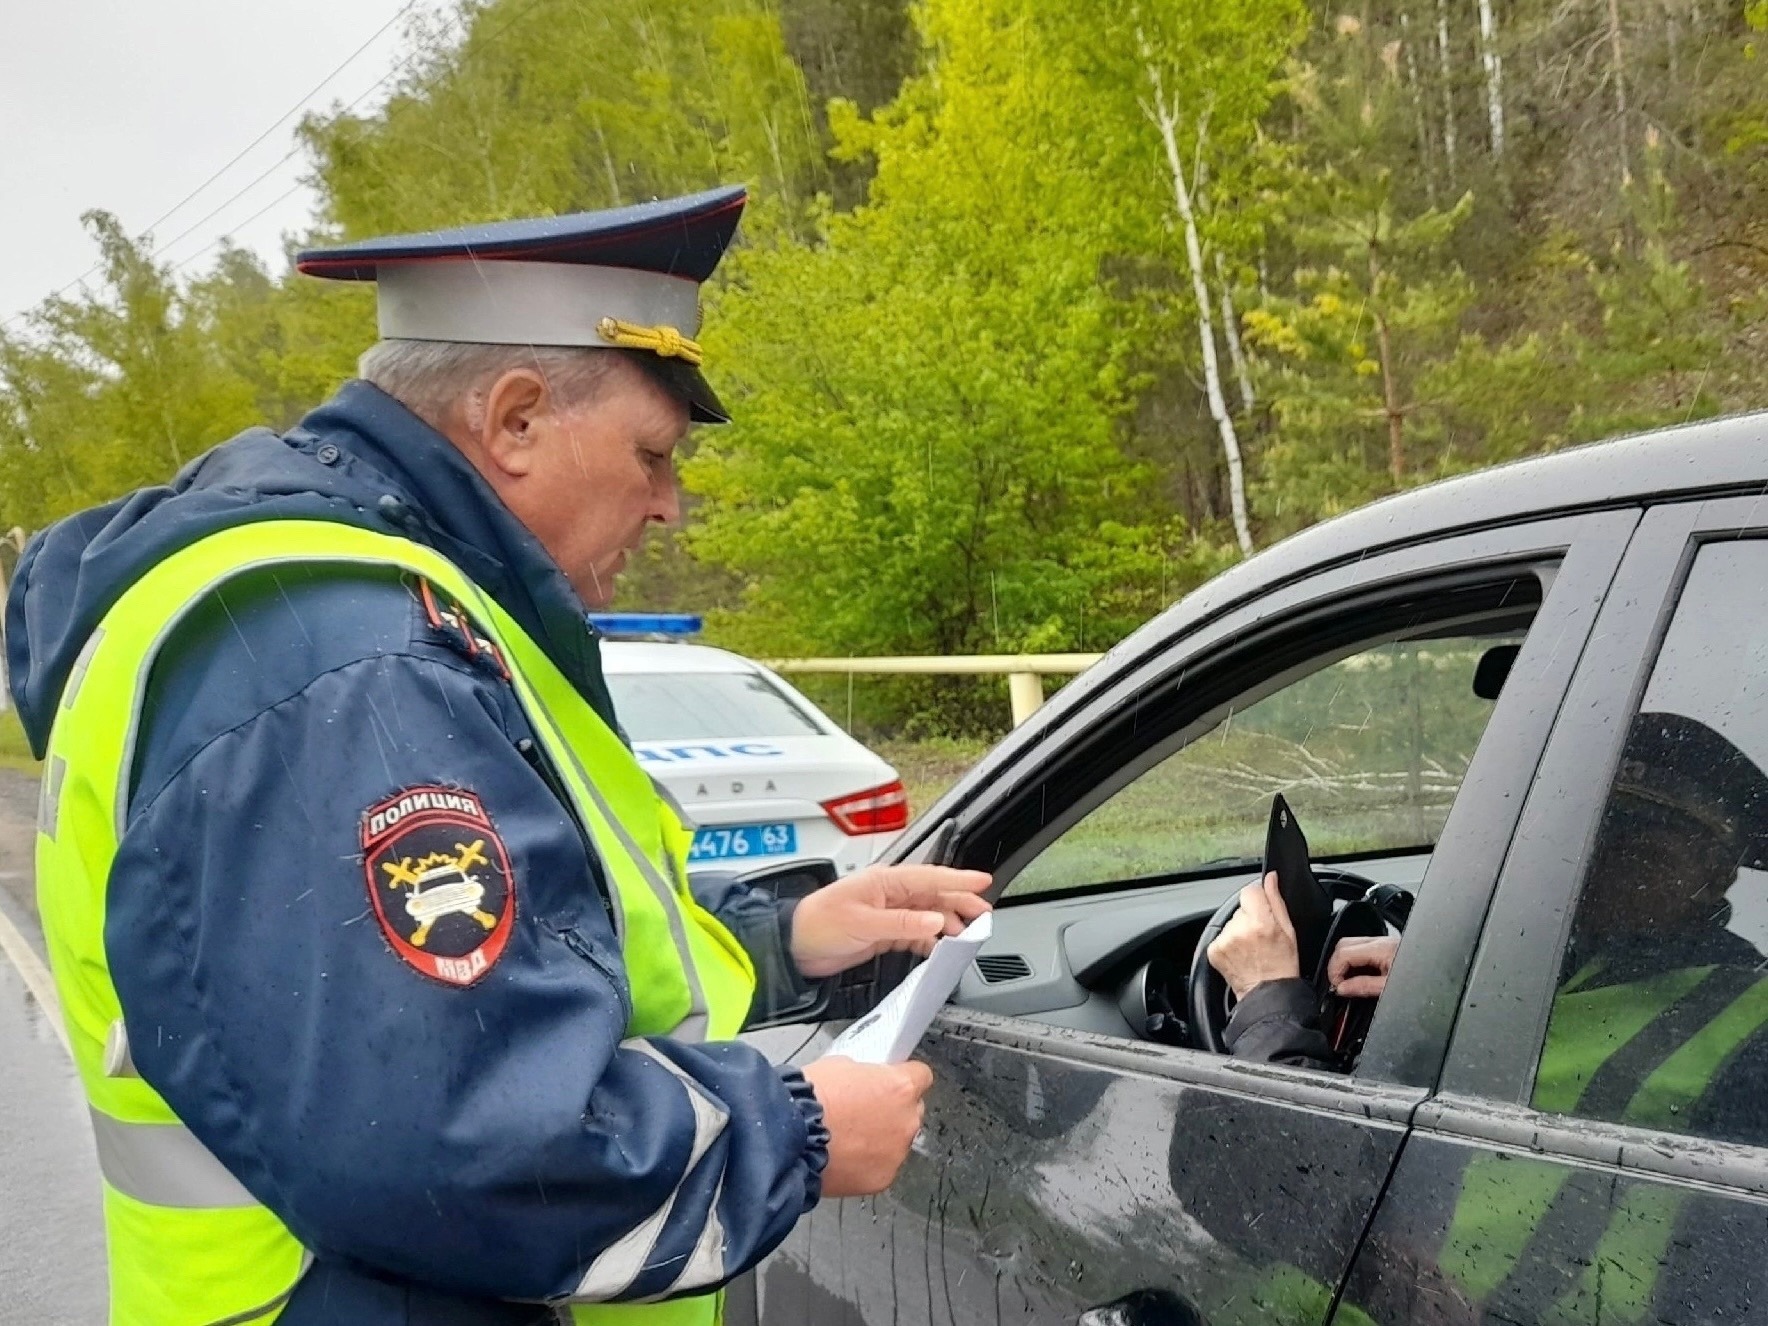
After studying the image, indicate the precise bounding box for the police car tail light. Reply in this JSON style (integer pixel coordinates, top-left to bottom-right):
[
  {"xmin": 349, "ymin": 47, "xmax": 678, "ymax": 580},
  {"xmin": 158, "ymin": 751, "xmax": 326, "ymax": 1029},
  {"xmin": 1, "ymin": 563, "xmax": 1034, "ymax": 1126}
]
[{"xmin": 821, "ymin": 780, "xmax": 910, "ymax": 835}]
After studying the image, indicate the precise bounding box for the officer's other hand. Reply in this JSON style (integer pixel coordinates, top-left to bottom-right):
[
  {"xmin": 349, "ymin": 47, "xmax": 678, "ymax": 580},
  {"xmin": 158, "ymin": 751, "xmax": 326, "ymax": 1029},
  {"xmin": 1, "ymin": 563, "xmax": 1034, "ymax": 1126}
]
[
  {"xmin": 1205, "ymin": 873, "xmax": 1301, "ymax": 999},
  {"xmin": 802, "ymin": 1056, "xmax": 934, "ymax": 1198},
  {"xmin": 790, "ymin": 865, "xmax": 992, "ymax": 979},
  {"xmin": 1326, "ymin": 934, "xmax": 1400, "ymax": 999}
]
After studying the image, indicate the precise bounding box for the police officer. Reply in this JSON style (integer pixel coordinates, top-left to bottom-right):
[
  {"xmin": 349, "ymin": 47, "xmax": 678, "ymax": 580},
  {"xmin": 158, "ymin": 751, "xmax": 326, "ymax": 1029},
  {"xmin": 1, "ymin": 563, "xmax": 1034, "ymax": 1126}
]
[{"xmin": 8, "ymin": 186, "xmax": 991, "ymax": 1325}]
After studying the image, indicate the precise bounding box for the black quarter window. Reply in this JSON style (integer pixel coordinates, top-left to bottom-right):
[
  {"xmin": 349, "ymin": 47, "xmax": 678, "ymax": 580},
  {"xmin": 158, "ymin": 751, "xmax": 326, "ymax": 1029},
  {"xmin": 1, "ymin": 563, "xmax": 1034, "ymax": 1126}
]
[{"xmin": 1533, "ymin": 540, "xmax": 1768, "ymax": 1147}]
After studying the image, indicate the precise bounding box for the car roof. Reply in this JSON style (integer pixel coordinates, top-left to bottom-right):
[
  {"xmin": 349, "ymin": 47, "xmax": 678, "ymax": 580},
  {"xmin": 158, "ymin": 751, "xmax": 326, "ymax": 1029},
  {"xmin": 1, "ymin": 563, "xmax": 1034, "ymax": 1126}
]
[{"xmin": 599, "ymin": 640, "xmax": 762, "ymax": 675}]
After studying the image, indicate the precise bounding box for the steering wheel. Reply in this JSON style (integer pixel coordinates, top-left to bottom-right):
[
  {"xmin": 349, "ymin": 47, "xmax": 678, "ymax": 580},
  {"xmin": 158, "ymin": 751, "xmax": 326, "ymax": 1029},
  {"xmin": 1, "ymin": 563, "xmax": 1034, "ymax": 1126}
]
[{"xmin": 1186, "ymin": 867, "xmax": 1398, "ymax": 1054}]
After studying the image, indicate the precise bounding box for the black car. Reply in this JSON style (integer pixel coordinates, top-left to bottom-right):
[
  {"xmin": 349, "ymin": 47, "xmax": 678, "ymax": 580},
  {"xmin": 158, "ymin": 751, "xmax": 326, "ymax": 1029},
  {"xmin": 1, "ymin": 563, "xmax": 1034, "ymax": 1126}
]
[{"xmin": 734, "ymin": 410, "xmax": 1768, "ymax": 1326}]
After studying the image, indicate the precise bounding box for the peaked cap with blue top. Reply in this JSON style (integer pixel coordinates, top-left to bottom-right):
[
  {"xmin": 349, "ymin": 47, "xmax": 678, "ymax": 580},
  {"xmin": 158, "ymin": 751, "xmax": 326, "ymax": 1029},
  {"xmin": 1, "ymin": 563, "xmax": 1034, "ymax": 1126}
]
[{"xmin": 296, "ymin": 184, "xmax": 746, "ymax": 423}]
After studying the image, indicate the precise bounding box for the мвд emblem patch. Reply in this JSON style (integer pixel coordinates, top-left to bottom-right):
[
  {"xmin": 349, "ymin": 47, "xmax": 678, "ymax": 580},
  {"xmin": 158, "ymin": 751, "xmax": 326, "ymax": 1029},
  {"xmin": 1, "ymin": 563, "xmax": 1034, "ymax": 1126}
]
[{"xmin": 362, "ymin": 786, "xmax": 515, "ymax": 986}]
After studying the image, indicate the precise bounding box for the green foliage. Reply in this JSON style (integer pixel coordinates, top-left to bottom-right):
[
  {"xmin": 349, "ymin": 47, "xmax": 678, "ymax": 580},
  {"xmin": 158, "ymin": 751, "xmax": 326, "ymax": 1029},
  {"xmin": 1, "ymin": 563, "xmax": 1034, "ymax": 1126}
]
[
  {"xmin": 0, "ymin": 214, "xmax": 265, "ymax": 531},
  {"xmin": 301, "ymin": 0, "xmax": 827, "ymax": 241},
  {"xmin": 689, "ymin": 0, "xmax": 1192, "ymax": 668},
  {"xmin": 1243, "ymin": 24, "xmax": 1487, "ymax": 519}
]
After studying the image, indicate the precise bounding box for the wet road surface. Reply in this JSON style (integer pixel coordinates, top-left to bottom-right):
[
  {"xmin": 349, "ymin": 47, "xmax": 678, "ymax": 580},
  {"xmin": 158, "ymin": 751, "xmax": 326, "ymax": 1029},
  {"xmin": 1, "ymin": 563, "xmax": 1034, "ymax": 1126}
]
[{"xmin": 0, "ymin": 767, "xmax": 108, "ymax": 1323}]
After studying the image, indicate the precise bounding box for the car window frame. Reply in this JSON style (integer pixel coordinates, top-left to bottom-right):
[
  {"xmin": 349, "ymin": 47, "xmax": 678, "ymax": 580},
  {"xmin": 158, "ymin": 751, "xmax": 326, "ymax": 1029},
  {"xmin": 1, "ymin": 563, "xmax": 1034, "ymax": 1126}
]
[
  {"xmin": 1444, "ymin": 497, "xmax": 1768, "ymax": 1109},
  {"xmin": 905, "ymin": 510, "xmax": 1638, "ymax": 1092},
  {"xmin": 995, "ymin": 604, "xmax": 1540, "ymax": 899}
]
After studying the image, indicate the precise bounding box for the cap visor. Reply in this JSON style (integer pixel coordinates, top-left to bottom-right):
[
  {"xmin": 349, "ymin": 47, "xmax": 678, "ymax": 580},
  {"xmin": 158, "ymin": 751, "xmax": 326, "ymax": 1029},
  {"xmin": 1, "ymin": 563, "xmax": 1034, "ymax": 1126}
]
[{"xmin": 637, "ymin": 356, "xmax": 729, "ymax": 425}]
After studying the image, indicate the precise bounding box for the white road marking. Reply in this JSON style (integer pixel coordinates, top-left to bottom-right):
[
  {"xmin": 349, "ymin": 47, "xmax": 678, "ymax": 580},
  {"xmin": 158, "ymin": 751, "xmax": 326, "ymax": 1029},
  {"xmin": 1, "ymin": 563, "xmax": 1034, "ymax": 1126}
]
[{"xmin": 0, "ymin": 902, "xmax": 70, "ymax": 1058}]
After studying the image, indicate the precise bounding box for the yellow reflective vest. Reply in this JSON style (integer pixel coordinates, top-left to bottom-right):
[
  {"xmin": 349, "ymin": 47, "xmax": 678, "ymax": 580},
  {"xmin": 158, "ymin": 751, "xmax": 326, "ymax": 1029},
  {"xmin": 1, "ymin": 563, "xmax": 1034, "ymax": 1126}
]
[{"xmin": 36, "ymin": 519, "xmax": 758, "ymax": 1326}]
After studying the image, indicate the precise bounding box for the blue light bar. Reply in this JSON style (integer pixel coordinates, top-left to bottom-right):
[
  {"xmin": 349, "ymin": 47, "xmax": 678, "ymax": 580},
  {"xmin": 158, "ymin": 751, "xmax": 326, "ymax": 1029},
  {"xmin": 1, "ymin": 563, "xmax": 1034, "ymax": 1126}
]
[{"xmin": 587, "ymin": 612, "xmax": 704, "ymax": 638}]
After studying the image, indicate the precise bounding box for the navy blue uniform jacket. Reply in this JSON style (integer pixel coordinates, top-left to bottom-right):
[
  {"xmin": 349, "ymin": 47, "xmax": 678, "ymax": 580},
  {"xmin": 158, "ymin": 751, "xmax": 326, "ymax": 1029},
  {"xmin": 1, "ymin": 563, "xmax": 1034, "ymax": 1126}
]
[{"xmin": 6, "ymin": 382, "xmax": 828, "ymax": 1322}]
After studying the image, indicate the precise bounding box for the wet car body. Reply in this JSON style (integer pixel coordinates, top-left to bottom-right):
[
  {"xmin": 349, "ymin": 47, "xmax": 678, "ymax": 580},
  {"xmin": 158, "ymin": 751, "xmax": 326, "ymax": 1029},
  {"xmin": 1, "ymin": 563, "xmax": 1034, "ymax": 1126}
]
[{"xmin": 732, "ymin": 411, "xmax": 1768, "ymax": 1325}]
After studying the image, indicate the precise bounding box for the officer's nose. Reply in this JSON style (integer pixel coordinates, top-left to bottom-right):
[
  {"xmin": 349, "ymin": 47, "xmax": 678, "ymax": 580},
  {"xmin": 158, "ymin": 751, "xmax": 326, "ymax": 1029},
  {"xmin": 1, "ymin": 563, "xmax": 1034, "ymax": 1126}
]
[{"xmin": 650, "ymin": 466, "xmax": 681, "ymax": 526}]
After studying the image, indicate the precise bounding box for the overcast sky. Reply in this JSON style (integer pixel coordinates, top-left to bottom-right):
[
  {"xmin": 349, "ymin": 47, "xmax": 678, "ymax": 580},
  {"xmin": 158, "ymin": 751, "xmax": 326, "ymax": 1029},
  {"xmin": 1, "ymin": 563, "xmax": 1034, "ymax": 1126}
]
[{"xmin": 0, "ymin": 0, "xmax": 445, "ymax": 327}]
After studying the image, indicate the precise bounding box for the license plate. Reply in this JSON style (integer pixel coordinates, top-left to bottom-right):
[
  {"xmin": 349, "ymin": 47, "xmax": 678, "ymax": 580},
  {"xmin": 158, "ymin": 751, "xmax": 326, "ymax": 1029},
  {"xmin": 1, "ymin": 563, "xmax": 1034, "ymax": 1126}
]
[{"xmin": 689, "ymin": 823, "xmax": 798, "ymax": 862}]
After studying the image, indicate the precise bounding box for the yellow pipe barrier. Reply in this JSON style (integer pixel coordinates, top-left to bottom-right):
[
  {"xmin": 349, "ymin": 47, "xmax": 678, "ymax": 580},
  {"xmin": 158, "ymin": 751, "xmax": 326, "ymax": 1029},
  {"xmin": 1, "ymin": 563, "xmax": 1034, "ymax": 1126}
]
[{"xmin": 763, "ymin": 654, "xmax": 1104, "ymax": 726}]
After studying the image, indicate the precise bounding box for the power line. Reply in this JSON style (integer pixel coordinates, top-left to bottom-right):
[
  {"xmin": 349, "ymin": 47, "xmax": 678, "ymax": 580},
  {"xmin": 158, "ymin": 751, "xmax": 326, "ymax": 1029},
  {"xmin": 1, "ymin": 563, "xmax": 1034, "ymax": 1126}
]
[
  {"xmin": 9, "ymin": 0, "xmax": 561, "ymax": 328},
  {"xmin": 157, "ymin": 7, "xmax": 477, "ymax": 274},
  {"xmin": 145, "ymin": 0, "xmax": 425, "ymax": 243},
  {"xmin": 4, "ymin": 0, "xmax": 427, "ymax": 329},
  {"xmin": 106, "ymin": 0, "xmax": 558, "ymax": 280},
  {"xmin": 172, "ymin": 181, "xmax": 310, "ymax": 275}
]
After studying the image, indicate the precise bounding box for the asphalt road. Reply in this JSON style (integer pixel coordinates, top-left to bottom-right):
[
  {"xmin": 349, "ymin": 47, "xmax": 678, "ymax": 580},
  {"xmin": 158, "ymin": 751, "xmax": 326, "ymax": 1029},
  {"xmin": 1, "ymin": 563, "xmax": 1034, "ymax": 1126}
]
[{"xmin": 0, "ymin": 766, "xmax": 108, "ymax": 1323}]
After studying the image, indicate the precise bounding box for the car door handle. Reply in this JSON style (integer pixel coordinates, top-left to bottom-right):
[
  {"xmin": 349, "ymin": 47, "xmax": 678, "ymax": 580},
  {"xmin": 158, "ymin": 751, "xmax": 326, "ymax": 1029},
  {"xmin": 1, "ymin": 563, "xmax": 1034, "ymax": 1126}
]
[{"xmin": 1078, "ymin": 1289, "xmax": 1203, "ymax": 1326}]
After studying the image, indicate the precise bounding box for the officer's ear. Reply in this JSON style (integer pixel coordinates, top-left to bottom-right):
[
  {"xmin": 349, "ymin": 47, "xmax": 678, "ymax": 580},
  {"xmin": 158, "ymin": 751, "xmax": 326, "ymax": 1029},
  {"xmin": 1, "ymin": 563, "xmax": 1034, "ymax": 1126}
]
[{"xmin": 476, "ymin": 368, "xmax": 550, "ymax": 479}]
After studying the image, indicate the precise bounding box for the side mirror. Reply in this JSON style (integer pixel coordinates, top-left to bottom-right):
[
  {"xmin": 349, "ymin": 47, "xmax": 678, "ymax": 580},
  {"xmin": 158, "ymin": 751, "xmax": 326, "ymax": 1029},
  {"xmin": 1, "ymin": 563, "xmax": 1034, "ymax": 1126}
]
[{"xmin": 1473, "ymin": 643, "xmax": 1521, "ymax": 700}]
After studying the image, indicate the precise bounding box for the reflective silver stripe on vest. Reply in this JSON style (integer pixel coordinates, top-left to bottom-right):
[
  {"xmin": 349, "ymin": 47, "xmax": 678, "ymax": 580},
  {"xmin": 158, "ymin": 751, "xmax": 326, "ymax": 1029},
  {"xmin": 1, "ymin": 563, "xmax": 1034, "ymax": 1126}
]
[
  {"xmin": 647, "ymin": 776, "xmax": 697, "ymax": 831},
  {"xmin": 568, "ymin": 1042, "xmax": 729, "ymax": 1302},
  {"xmin": 89, "ymin": 1109, "xmax": 258, "ymax": 1209},
  {"xmin": 37, "ymin": 755, "xmax": 66, "ymax": 841},
  {"xmin": 60, "ymin": 627, "xmax": 104, "ymax": 710},
  {"xmin": 102, "ymin": 1018, "xmax": 139, "ymax": 1078},
  {"xmin": 199, "ymin": 1253, "xmax": 314, "ymax": 1326}
]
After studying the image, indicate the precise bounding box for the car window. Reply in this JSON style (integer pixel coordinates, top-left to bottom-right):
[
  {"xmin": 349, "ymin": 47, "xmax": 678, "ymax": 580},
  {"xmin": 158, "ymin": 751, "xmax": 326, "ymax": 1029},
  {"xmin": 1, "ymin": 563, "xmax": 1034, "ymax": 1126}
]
[
  {"xmin": 1007, "ymin": 629, "xmax": 1528, "ymax": 898},
  {"xmin": 607, "ymin": 670, "xmax": 827, "ymax": 741},
  {"xmin": 1533, "ymin": 540, "xmax": 1768, "ymax": 1147}
]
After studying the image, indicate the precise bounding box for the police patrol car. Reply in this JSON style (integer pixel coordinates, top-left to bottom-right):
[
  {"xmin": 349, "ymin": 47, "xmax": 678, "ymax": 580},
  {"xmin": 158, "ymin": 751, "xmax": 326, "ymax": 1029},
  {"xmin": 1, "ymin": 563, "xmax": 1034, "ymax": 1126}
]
[{"xmin": 593, "ymin": 615, "xmax": 908, "ymax": 878}]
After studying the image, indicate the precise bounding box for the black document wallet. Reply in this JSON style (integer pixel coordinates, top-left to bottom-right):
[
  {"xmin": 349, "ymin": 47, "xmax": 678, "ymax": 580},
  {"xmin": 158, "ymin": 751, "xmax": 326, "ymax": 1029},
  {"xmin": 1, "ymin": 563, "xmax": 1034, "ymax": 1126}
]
[{"xmin": 1261, "ymin": 794, "xmax": 1334, "ymax": 986}]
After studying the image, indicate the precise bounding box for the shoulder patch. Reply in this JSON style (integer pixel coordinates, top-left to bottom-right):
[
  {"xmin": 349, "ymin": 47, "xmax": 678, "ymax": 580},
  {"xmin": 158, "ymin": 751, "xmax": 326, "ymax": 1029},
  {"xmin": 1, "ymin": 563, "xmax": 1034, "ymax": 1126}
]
[{"xmin": 362, "ymin": 785, "xmax": 515, "ymax": 986}]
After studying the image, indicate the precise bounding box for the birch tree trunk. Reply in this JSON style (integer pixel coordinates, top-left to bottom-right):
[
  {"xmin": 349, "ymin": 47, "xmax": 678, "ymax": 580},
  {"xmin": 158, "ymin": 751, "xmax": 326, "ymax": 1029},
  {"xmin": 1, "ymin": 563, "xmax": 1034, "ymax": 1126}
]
[
  {"xmin": 1607, "ymin": 0, "xmax": 1633, "ymax": 188},
  {"xmin": 1214, "ymin": 252, "xmax": 1257, "ymax": 416},
  {"xmin": 1436, "ymin": 0, "xmax": 1459, "ymax": 183},
  {"xmin": 1474, "ymin": 0, "xmax": 1506, "ymax": 157},
  {"xmin": 1400, "ymin": 10, "xmax": 1441, "ymax": 205},
  {"xmin": 1663, "ymin": 0, "xmax": 1680, "ymax": 84},
  {"xmin": 1140, "ymin": 51, "xmax": 1255, "ymax": 556}
]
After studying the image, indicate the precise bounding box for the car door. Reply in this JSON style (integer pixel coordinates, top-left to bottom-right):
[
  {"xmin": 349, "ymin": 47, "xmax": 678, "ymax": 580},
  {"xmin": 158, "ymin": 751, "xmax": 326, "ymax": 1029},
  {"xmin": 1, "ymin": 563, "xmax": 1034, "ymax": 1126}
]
[
  {"xmin": 1339, "ymin": 496, "xmax": 1768, "ymax": 1325},
  {"xmin": 736, "ymin": 509, "xmax": 1637, "ymax": 1326}
]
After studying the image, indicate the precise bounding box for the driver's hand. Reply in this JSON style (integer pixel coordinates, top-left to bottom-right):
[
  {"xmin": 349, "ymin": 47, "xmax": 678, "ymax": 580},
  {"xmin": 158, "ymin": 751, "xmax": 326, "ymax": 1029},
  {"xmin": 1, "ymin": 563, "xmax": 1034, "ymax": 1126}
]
[
  {"xmin": 1206, "ymin": 873, "xmax": 1300, "ymax": 1000},
  {"xmin": 1326, "ymin": 935, "xmax": 1400, "ymax": 999}
]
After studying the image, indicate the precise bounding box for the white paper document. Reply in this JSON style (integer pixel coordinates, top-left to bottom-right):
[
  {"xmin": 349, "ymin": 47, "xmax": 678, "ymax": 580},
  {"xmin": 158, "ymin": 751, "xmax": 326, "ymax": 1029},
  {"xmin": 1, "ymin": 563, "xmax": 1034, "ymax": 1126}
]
[{"xmin": 824, "ymin": 912, "xmax": 994, "ymax": 1065}]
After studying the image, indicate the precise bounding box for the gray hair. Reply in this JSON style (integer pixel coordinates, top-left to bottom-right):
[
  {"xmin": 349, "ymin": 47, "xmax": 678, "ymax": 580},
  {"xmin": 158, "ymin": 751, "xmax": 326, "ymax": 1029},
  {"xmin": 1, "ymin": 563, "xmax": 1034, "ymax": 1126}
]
[{"xmin": 357, "ymin": 339, "xmax": 622, "ymax": 429}]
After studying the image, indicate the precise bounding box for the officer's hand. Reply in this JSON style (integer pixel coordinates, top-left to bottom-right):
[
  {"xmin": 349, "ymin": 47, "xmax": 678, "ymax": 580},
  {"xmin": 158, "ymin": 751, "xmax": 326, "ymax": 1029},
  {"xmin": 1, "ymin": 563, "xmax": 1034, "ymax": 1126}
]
[
  {"xmin": 802, "ymin": 1055, "xmax": 934, "ymax": 1198},
  {"xmin": 790, "ymin": 865, "xmax": 992, "ymax": 979},
  {"xmin": 1206, "ymin": 873, "xmax": 1301, "ymax": 999},
  {"xmin": 1326, "ymin": 934, "xmax": 1401, "ymax": 999}
]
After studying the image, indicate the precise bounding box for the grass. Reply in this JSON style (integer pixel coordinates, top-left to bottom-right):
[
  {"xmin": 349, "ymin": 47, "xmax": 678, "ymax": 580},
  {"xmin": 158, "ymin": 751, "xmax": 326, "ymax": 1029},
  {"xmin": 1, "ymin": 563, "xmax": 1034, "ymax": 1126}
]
[
  {"xmin": 0, "ymin": 708, "xmax": 38, "ymax": 774},
  {"xmin": 1005, "ymin": 723, "xmax": 1461, "ymax": 896},
  {"xmin": 874, "ymin": 735, "xmax": 994, "ymax": 819}
]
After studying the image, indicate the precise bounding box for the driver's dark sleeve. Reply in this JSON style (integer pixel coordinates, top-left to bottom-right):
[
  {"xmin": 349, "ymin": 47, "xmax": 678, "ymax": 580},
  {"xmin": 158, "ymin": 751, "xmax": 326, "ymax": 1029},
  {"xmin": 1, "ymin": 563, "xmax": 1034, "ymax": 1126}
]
[
  {"xmin": 687, "ymin": 876, "xmax": 822, "ymax": 1025},
  {"xmin": 1224, "ymin": 979, "xmax": 1337, "ymax": 1068},
  {"xmin": 105, "ymin": 575, "xmax": 828, "ymax": 1305}
]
